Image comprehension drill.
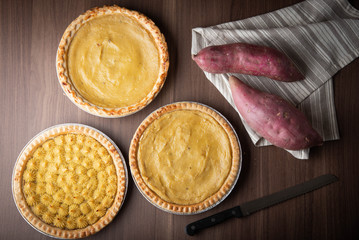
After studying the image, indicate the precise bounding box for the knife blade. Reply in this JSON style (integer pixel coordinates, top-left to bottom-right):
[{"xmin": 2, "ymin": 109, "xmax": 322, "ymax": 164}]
[{"xmin": 186, "ymin": 174, "xmax": 338, "ymax": 236}]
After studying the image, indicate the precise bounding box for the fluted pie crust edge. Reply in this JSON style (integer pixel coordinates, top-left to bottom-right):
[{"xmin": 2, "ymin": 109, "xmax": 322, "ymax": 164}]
[
  {"xmin": 129, "ymin": 102, "xmax": 241, "ymax": 214},
  {"xmin": 12, "ymin": 124, "xmax": 127, "ymax": 239},
  {"xmin": 56, "ymin": 5, "xmax": 169, "ymax": 117}
]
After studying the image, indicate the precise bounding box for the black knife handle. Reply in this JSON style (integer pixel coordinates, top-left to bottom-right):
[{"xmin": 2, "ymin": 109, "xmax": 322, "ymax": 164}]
[{"xmin": 186, "ymin": 206, "xmax": 242, "ymax": 236}]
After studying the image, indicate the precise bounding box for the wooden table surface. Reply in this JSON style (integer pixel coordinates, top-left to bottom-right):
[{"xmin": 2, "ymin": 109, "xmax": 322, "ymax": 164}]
[{"xmin": 1, "ymin": 0, "xmax": 359, "ymax": 239}]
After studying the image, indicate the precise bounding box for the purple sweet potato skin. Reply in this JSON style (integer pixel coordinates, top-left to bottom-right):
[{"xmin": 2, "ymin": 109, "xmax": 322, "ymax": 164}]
[
  {"xmin": 193, "ymin": 43, "xmax": 304, "ymax": 82},
  {"xmin": 229, "ymin": 76, "xmax": 323, "ymax": 150}
]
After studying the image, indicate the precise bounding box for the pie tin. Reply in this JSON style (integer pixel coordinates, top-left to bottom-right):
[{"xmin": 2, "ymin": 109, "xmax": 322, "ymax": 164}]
[
  {"xmin": 130, "ymin": 101, "xmax": 243, "ymax": 215},
  {"xmin": 55, "ymin": 6, "xmax": 169, "ymax": 119},
  {"xmin": 11, "ymin": 123, "xmax": 129, "ymax": 239}
]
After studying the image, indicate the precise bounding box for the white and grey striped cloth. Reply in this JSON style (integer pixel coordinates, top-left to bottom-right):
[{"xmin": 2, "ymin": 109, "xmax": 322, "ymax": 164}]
[{"xmin": 191, "ymin": 0, "xmax": 359, "ymax": 159}]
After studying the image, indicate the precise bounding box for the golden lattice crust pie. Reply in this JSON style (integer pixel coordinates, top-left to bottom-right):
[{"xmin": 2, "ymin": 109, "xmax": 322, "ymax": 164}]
[
  {"xmin": 12, "ymin": 124, "xmax": 127, "ymax": 239},
  {"xmin": 129, "ymin": 102, "xmax": 241, "ymax": 214},
  {"xmin": 56, "ymin": 6, "xmax": 169, "ymax": 117}
]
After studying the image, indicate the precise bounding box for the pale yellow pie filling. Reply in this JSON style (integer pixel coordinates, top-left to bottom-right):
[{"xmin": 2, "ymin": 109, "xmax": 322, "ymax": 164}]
[
  {"xmin": 137, "ymin": 110, "xmax": 232, "ymax": 205},
  {"xmin": 67, "ymin": 14, "xmax": 160, "ymax": 108},
  {"xmin": 22, "ymin": 134, "xmax": 117, "ymax": 230}
]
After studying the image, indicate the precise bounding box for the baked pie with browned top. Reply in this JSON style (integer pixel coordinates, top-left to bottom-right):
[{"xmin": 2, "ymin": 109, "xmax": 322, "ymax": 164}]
[
  {"xmin": 12, "ymin": 124, "xmax": 127, "ymax": 238},
  {"xmin": 56, "ymin": 6, "xmax": 169, "ymax": 117},
  {"xmin": 129, "ymin": 102, "xmax": 241, "ymax": 214}
]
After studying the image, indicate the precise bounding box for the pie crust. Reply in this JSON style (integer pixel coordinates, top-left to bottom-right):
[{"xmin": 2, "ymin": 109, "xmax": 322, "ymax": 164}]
[
  {"xmin": 56, "ymin": 6, "xmax": 169, "ymax": 117},
  {"xmin": 129, "ymin": 102, "xmax": 241, "ymax": 214},
  {"xmin": 12, "ymin": 124, "xmax": 127, "ymax": 238}
]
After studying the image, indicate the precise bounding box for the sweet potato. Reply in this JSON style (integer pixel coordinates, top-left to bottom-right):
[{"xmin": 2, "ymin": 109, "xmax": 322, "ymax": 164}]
[
  {"xmin": 229, "ymin": 76, "xmax": 322, "ymax": 150},
  {"xmin": 193, "ymin": 43, "xmax": 304, "ymax": 82}
]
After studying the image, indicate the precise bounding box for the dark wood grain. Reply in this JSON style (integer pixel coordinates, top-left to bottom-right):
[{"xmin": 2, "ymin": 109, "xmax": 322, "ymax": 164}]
[{"xmin": 1, "ymin": 0, "xmax": 359, "ymax": 239}]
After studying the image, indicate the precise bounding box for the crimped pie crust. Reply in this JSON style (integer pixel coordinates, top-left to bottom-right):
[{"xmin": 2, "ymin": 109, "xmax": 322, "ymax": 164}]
[
  {"xmin": 56, "ymin": 6, "xmax": 169, "ymax": 117},
  {"xmin": 129, "ymin": 102, "xmax": 241, "ymax": 214},
  {"xmin": 12, "ymin": 124, "xmax": 127, "ymax": 239}
]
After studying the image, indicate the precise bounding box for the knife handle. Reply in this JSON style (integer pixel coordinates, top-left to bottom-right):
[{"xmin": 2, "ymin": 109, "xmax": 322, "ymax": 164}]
[{"xmin": 186, "ymin": 206, "xmax": 242, "ymax": 236}]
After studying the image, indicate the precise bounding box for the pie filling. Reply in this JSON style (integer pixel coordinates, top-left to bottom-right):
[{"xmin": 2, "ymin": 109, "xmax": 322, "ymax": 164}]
[
  {"xmin": 137, "ymin": 110, "xmax": 232, "ymax": 205},
  {"xmin": 21, "ymin": 134, "xmax": 118, "ymax": 230},
  {"xmin": 67, "ymin": 14, "xmax": 160, "ymax": 108}
]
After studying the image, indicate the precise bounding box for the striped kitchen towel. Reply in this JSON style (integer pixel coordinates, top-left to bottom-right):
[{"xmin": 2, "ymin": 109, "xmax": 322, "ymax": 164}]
[{"xmin": 191, "ymin": 0, "xmax": 359, "ymax": 159}]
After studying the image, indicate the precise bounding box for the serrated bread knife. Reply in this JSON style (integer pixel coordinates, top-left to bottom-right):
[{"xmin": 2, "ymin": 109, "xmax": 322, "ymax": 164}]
[{"xmin": 186, "ymin": 174, "xmax": 338, "ymax": 236}]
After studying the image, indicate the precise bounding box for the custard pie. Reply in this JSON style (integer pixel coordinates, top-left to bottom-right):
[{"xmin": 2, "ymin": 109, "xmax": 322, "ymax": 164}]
[
  {"xmin": 56, "ymin": 6, "xmax": 169, "ymax": 117},
  {"xmin": 12, "ymin": 124, "xmax": 127, "ymax": 238},
  {"xmin": 129, "ymin": 102, "xmax": 241, "ymax": 214}
]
